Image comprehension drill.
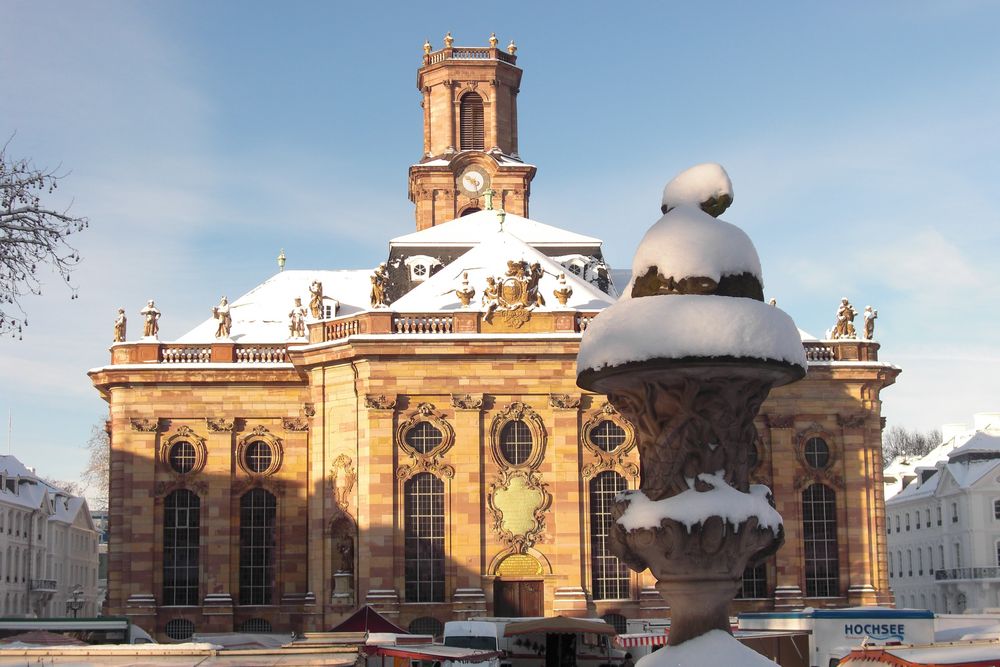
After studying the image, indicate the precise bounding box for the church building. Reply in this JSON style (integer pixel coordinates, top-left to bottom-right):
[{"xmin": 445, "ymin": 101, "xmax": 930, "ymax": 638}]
[{"xmin": 90, "ymin": 35, "xmax": 900, "ymax": 641}]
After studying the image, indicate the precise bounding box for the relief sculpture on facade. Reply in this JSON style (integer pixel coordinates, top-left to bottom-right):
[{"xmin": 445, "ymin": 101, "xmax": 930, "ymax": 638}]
[{"xmin": 487, "ymin": 468, "xmax": 552, "ymax": 553}]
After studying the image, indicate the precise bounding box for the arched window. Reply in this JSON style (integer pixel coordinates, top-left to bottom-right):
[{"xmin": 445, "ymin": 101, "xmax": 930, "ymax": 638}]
[
  {"xmin": 602, "ymin": 613, "xmax": 628, "ymax": 634},
  {"xmin": 404, "ymin": 473, "xmax": 445, "ymax": 602},
  {"xmin": 459, "ymin": 92, "xmax": 485, "ymax": 151},
  {"xmin": 163, "ymin": 490, "xmax": 200, "ymax": 606},
  {"xmin": 590, "ymin": 471, "xmax": 629, "ymax": 600},
  {"xmin": 239, "ymin": 618, "xmax": 272, "ymax": 633},
  {"xmin": 239, "ymin": 489, "xmax": 276, "ymax": 605},
  {"xmin": 802, "ymin": 484, "xmax": 839, "ymax": 597},
  {"xmin": 408, "ymin": 616, "xmax": 444, "ymax": 638},
  {"xmin": 165, "ymin": 618, "xmax": 195, "ymax": 641},
  {"xmin": 737, "ymin": 562, "xmax": 768, "ymax": 599}
]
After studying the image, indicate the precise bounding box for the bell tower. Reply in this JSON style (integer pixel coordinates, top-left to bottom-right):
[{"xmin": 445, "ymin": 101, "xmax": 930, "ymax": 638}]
[{"xmin": 408, "ymin": 33, "xmax": 537, "ymax": 231}]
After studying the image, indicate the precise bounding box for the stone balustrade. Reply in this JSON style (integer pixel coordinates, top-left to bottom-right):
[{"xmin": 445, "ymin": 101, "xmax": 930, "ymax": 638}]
[{"xmin": 107, "ymin": 312, "xmax": 881, "ymax": 365}]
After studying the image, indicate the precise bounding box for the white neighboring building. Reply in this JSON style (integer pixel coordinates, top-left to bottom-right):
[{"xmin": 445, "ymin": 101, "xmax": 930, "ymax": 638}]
[
  {"xmin": 0, "ymin": 455, "xmax": 100, "ymax": 617},
  {"xmin": 884, "ymin": 413, "xmax": 1000, "ymax": 613}
]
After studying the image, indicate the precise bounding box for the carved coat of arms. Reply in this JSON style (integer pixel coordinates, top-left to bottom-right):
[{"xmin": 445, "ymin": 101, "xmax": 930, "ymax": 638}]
[{"xmin": 483, "ymin": 260, "xmax": 546, "ymax": 328}]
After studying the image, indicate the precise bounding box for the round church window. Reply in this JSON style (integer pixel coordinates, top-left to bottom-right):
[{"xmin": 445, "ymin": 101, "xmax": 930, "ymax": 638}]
[
  {"xmin": 168, "ymin": 441, "xmax": 196, "ymax": 474},
  {"xmin": 404, "ymin": 421, "xmax": 443, "ymax": 454},
  {"xmin": 499, "ymin": 420, "xmax": 533, "ymax": 465},
  {"xmin": 804, "ymin": 437, "xmax": 830, "ymax": 469},
  {"xmin": 589, "ymin": 420, "xmax": 626, "ymax": 452},
  {"xmin": 246, "ymin": 441, "xmax": 273, "ymax": 473}
]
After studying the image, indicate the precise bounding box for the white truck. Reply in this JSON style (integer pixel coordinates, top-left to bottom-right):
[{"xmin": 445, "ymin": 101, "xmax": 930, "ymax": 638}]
[
  {"xmin": 739, "ymin": 607, "xmax": 935, "ymax": 667},
  {"xmin": 443, "ymin": 617, "xmax": 626, "ymax": 667}
]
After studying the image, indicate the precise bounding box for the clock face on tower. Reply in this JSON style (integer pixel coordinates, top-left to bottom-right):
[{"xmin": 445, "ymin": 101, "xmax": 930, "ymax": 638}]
[{"xmin": 459, "ymin": 169, "xmax": 490, "ymax": 197}]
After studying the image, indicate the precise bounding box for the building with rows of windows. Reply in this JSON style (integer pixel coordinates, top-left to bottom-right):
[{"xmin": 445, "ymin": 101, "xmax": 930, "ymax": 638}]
[
  {"xmin": 885, "ymin": 413, "xmax": 1000, "ymax": 613},
  {"xmin": 0, "ymin": 456, "xmax": 100, "ymax": 618},
  {"xmin": 89, "ymin": 36, "xmax": 900, "ymax": 641}
]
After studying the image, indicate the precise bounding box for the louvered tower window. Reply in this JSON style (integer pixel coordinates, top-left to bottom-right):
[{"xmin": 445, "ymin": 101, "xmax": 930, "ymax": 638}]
[{"xmin": 460, "ymin": 93, "xmax": 485, "ymax": 150}]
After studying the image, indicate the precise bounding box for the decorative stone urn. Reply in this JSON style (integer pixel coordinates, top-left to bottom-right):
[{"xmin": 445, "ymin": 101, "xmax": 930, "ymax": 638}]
[{"xmin": 577, "ymin": 164, "xmax": 807, "ymax": 659}]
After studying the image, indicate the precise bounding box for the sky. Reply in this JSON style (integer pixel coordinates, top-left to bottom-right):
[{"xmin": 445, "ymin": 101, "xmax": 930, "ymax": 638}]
[{"xmin": 1, "ymin": 1, "xmax": 999, "ymax": 495}]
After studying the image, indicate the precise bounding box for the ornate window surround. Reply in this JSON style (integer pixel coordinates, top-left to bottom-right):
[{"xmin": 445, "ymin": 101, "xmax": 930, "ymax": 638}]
[
  {"xmin": 236, "ymin": 426, "xmax": 283, "ymax": 478},
  {"xmin": 158, "ymin": 425, "xmax": 207, "ymax": 476},
  {"xmin": 793, "ymin": 424, "xmax": 844, "ymax": 489},
  {"xmin": 395, "ymin": 403, "xmax": 455, "ymax": 481},
  {"xmin": 489, "ymin": 402, "xmax": 547, "ymax": 470},
  {"xmin": 581, "ymin": 402, "xmax": 637, "ymax": 480}
]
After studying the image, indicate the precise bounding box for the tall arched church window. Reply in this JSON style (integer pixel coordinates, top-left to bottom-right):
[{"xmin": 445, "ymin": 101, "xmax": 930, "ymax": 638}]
[
  {"xmin": 802, "ymin": 483, "xmax": 839, "ymax": 597},
  {"xmin": 404, "ymin": 473, "xmax": 445, "ymax": 602},
  {"xmin": 239, "ymin": 488, "xmax": 276, "ymax": 605},
  {"xmin": 460, "ymin": 93, "xmax": 485, "ymax": 150},
  {"xmin": 737, "ymin": 562, "xmax": 768, "ymax": 599},
  {"xmin": 163, "ymin": 489, "xmax": 200, "ymax": 606},
  {"xmin": 589, "ymin": 471, "xmax": 629, "ymax": 600}
]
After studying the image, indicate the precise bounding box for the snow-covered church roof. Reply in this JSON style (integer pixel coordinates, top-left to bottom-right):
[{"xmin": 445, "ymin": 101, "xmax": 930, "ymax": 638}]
[
  {"xmin": 176, "ymin": 269, "xmax": 372, "ymax": 343},
  {"xmin": 391, "ymin": 228, "xmax": 615, "ymax": 312},
  {"xmin": 389, "ymin": 209, "xmax": 601, "ymax": 248}
]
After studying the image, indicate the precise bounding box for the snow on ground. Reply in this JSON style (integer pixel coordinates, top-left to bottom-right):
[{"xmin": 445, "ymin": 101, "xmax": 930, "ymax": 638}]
[
  {"xmin": 636, "ymin": 630, "xmax": 777, "ymax": 667},
  {"xmin": 660, "ymin": 163, "xmax": 734, "ymax": 213},
  {"xmin": 630, "ymin": 204, "xmax": 762, "ymax": 286},
  {"xmin": 577, "ymin": 294, "xmax": 807, "ymax": 373},
  {"xmin": 616, "ymin": 472, "xmax": 782, "ymax": 534}
]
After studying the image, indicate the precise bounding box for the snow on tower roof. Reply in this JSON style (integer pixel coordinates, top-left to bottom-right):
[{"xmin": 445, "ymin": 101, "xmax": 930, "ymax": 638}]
[
  {"xmin": 176, "ymin": 269, "xmax": 373, "ymax": 343},
  {"xmin": 391, "ymin": 228, "xmax": 615, "ymax": 312},
  {"xmin": 389, "ymin": 209, "xmax": 601, "ymax": 248}
]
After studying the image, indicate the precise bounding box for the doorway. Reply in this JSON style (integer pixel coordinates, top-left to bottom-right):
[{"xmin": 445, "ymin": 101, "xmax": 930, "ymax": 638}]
[{"xmin": 494, "ymin": 579, "xmax": 543, "ymax": 617}]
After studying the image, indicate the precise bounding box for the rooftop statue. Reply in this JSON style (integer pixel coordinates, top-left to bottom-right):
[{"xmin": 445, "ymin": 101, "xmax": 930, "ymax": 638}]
[
  {"xmin": 864, "ymin": 305, "xmax": 878, "ymax": 340},
  {"xmin": 140, "ymin": 300, "xmax": 160, "ymax": 339},
  {"xmin": 370, "ymin": 263, "xmax": 389, "ymax": 309},
  {"xmin": 113, "ymin": 308, "xmax": 127, "ymax": 343},
  {"xmin": 832, "ymin": 297, "xmax": 857, "ymax": 339},
  {"xmin": 213, "ymin": 296, "xmax": 232, "ymax": 339},
  {"xmin": 553, "ymin": 273, "xmax": 573, "ymax": 306},
  {"xmin": 289, "ymin": 297, "xmax": 307, "ymax": 339}
]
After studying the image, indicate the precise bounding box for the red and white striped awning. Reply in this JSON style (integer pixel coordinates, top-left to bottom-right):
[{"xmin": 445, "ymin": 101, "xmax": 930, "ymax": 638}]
[{"xmin": 616, "ymin": 632, "xmax": 669, "ymax": 648}]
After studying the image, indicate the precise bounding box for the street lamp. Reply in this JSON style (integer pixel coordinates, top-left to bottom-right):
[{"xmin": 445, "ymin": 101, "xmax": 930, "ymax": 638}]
[{"xmin": 66, "ymin": 585, "xmax": 84, "ymax": 618}]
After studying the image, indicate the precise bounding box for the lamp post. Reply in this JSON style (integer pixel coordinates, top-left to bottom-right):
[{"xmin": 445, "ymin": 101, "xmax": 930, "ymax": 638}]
[{"xmin": 66, "ymin": 585, "xmax": 84, "ymax": 618}]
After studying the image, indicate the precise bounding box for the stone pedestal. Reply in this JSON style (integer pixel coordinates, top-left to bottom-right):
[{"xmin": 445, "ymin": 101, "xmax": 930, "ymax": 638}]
[
  {"xmin": 332, "ymin": 571, "xmax": 354, "ymax": 606},
  {"xmin": 579, "ymin": 360, "xmax": 802, "ymax": 647}
]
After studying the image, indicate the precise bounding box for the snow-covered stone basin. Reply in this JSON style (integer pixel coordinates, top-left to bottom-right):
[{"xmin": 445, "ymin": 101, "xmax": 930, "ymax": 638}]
[
  {"xmin": 577, "ymin": 294, "xmax": 807, "ymax": 375},
  {"xmin": 616, "ymin": 472, "xmax": 782, "ymax": 534}
]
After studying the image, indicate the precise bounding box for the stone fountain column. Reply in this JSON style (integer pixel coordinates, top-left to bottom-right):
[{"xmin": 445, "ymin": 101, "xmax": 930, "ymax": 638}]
[{"xmin": 577, "ymin": 163, "xmax": 807, "ymax": 660}]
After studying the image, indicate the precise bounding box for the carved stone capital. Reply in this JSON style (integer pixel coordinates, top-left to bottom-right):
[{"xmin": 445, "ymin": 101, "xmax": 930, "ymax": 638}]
[
  {"xmin": 205, "ymin": 417, "xmax": 234, "ymax": 432},
  {"xmin": 548, "ymin": 393, "xmax": 580, "ymax": 410},
  {"xmin": 451, "ymin": 393, "xmax": 484, "ymax": 410},
  {"xmin": 365, "ymin": 394, "xmax": 396, "ymax": 410},
  {"xmin": 303, "ymin": 403, "xmax": 316, "ymax": 417},
  {"xmin": 129, "ymin": 418, "xmax": 158, "ymax": 433},
  {"xmin": 766, "ymin": 414, "xmax": 796, "ymax": 429},
  {"xmin": 282, "ymin": 417, "xmax": 309, "ymax": 432},
  {"xmin": 836, "ymin": 413, "xmax": 867, "ymax": 429}
]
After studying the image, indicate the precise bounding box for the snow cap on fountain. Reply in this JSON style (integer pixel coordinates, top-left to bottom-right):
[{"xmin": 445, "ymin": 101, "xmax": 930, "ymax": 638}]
[
  {"xmin": 631, "ymin": 164, "xmax": 761, "ymax": 296},
  {"xmin": 577, "ymin": 164, "xmax": 807, "ymax": 376}
]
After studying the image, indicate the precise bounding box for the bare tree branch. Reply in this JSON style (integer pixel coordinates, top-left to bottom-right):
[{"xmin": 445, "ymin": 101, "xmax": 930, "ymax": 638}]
[
  {"xmin": 80, "ymin": 420, "xmax": 110, "ymax": 511},
  {"xmin": 0, "ymin": 139, "xmax": 88, "ymax": 338},
  {"xmin": 882, "ymin": 425, "xmax": 942, "ymax": 468}
]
